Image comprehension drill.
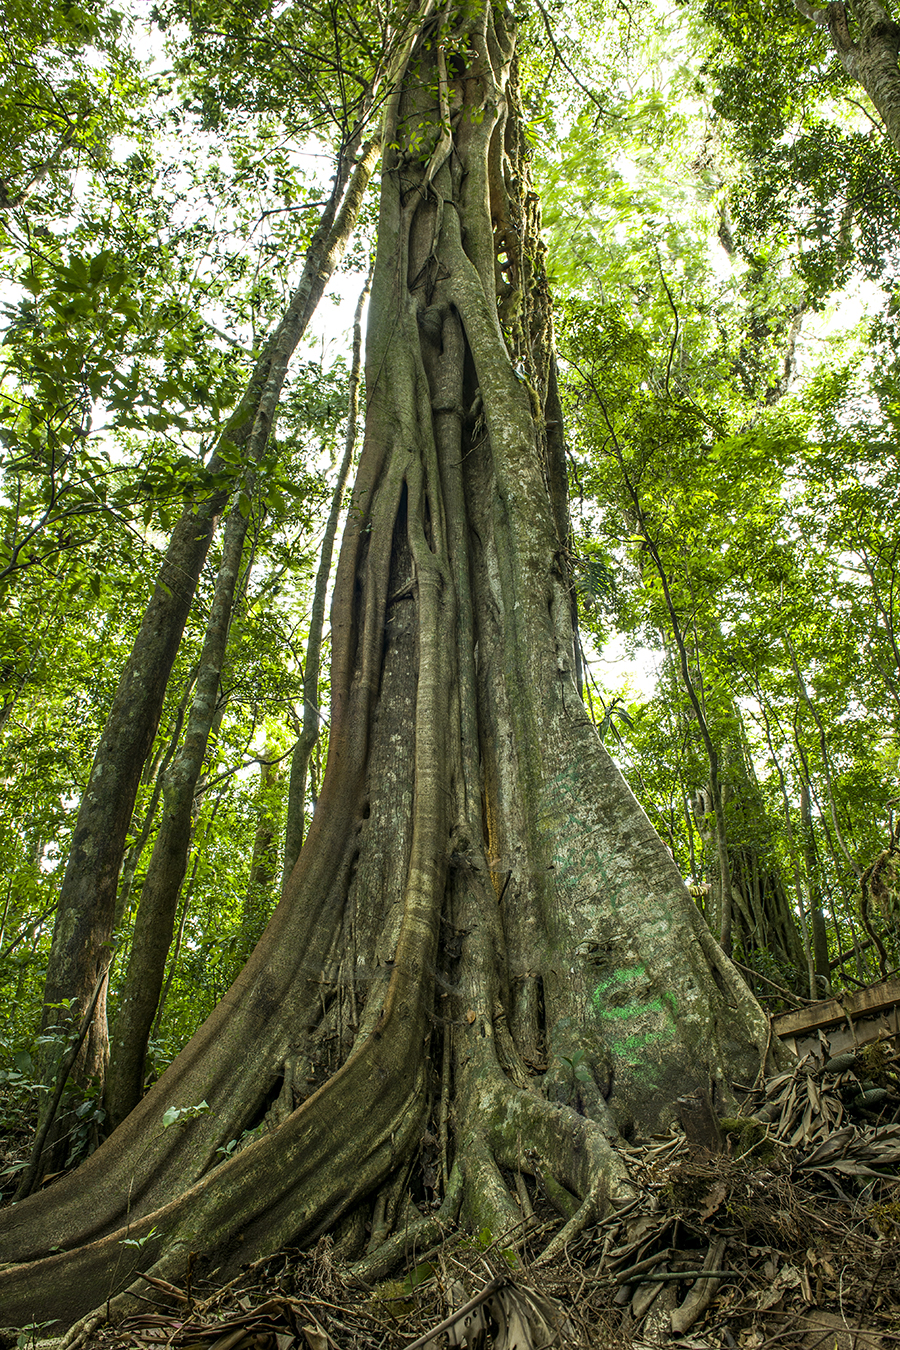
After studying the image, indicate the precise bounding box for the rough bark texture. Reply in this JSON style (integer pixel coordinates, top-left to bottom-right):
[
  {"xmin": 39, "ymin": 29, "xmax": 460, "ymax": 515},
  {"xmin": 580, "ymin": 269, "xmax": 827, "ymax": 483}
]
[
  {"xmin": 0, "ymin": 4, "xmax": 768, "ymax": 1331},
  {"xmin": 794, "ymin": 0, "xmax": 900, "ymax": 152}
]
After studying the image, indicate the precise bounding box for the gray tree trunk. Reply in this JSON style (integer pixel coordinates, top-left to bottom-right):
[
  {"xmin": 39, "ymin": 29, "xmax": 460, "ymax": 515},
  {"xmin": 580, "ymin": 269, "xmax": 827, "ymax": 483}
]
[
  {"xmin": 0, "ymin": 4, "xmax": 768, "ymax": 1330},
  {"xmin": 795, "ymin": 0, "xmax": 900, "ymax": 152}
]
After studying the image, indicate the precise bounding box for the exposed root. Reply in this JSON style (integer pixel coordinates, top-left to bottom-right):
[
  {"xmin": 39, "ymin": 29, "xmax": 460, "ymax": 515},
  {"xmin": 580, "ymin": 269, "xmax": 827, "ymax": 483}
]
[
  {"xmin": 456, "ymin": 1139, "xmax": 522, "ymax": 1238},
  {"xmin": 350, "ymin": 1165, "xmax": 463, "ymax": 1284},
  {"xmin": 367, "ymin": 1166, "xmax": 415, "ymax": 1256},
  {"xmin": 536, "ymin": 1168, "xmax": 580, "ymax": 1220},
  {"xmin": 444, "ymin": 1054, "xmax": 637, "ymax": 1269},
  {"xmin": 535, "ymin": 1192, "xmax": 598, "ymax": 1266},
  {"xmin": 62, "ymin": 1311, "xmax": 104, "ymax": 1350},
  {"xmin": 0, "ymin": 1007, "xmax": 430, "ymax": 1327},
  {"xmin": 514, "ymin": 1170, "xmax": 534, "ymax": 1221},
  {"xmin": 264, "ymin": 1052, "xmax": 303, "ymax": 1129}
]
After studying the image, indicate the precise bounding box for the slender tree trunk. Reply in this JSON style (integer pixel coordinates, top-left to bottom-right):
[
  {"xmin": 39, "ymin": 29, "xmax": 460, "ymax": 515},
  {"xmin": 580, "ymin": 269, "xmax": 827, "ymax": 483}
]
[
  {"xmin": 691, "ymin": 699, "xmax": 807, "ymax": 982},
  {"xmin": 282, "ymin": 271, "xmax": 370, "ymax": 888},
  {"xmin": 104, "ymin": 491, "xmax": 253, "ymax": 1129},
  {"xmin": 38, "ymin": 498, "xmax": 222, "ymax": 1094},
  {"xmin": 753, "ymin": 700, "xmax": 816, "ymax": 998},
  {"xmin": 114, "ymin": 676, "xmax": 196, "ymax": 931},
  {"xmin": 632, "ymin": 521, "xmax": 738, "ymax": 951},
  {"xmin": 801, "ymin": 780, "xmax": 831, "ymax": 991},
  {"xmin": 787, "ymin": 637, "xmax": 862, "ymax": 880},
  {"xmin": 0, "ymin": 5, "xmax": 768, "ymax": 1330},
  {"xmin": 36, "ymin": 131, "xmax": 382, "ymax": 1132},
  {"xmin": 238, "ymin": 756, "xmax": 281, "ymax": 965},
  {"xmin": 152, "ymin": 808, "xmax": 220, "ymax": 1044}
]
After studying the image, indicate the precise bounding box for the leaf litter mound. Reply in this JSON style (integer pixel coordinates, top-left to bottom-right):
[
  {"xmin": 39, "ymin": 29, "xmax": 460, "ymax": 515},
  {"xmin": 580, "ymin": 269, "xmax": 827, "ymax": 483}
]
[{"xmin": 7, "ymin": 1051, "xmax": 900, "ymax": 1350}]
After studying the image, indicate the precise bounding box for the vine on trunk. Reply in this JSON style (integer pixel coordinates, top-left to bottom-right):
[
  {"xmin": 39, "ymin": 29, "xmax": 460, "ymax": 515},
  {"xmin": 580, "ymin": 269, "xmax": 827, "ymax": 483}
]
[{"xmin": 0, "ymin": 2, "xmax": 769, "ymax": 1333}]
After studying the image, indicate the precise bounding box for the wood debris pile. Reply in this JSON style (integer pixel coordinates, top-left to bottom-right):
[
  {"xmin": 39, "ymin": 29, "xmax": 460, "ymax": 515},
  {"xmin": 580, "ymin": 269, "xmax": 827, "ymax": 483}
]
[
  {"xmin": 7, "ymin": 1054, "xmax": 900, "ymax": 1350},
  {"xmin": 582, "ymin": 1118, "xmax": 900, "ymax": 1347},
  {"xmin": 743, "ymin": 1042, "xmax": 900, "ymax": 1146}
]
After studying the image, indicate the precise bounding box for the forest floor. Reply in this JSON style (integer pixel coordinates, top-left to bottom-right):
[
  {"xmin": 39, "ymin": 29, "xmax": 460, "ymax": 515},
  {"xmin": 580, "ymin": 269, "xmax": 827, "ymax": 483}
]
[{"xmin": 7, "ymin": 1048, "xmax": 900, "ymax": 1350}]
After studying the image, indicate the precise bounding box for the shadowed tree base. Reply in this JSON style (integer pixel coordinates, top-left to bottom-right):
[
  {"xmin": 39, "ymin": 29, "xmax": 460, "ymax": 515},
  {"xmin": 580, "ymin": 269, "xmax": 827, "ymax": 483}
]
[{"xmin": 0, "ymin": 2, "xmax": 769, "ymax": 1331}]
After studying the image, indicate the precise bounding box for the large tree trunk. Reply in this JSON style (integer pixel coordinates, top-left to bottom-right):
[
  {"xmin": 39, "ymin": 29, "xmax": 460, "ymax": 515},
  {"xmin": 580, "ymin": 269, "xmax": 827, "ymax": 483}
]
[{"xmin": 0, "ymin": 3, "xmax": 767, "ymax": 1330}]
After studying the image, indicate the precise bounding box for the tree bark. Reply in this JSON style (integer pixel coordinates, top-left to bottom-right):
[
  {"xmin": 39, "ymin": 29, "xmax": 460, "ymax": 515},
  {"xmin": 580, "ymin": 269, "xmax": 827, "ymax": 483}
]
[
  {"xmin": 114, "ymin": 673, "xmax": 196, "ymax": 931},
  {"xmin": 282, "ymin": 271, "xmax": 370, "ymax": 888},
  {"xmin": 238, "ymin": 755, "xmax": 281, "ymax": 964},
  {"xmin": 0, "ymin": 4, "xmax": 768, "ymax": 1331},
  {"xmin": 794, "ymin": 0, "xmax": 900, "ymax": 153}
]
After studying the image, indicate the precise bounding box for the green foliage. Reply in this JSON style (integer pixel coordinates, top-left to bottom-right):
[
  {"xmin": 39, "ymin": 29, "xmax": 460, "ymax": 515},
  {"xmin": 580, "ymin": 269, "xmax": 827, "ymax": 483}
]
[
  {"xmin": 2, "ymin": 0, "xmax": 899, "ymax": 1165},
  {"xmin": 536, "ymin": 0, "xmax": 900, "ymax": 983},
  {"xmin": 560, "ymin": 1046, "xmax": 592, "ymax": 1085},
  {"xmin": 699, "ymin": 0, "xmax": 900, "ymax": 296},
  {"xmin": 0, "ymin": 0, "xmax": 140, "ymax": 214},
  {"xmin": 15, "ymin": 1319, "xmax": 59, "ymax": 1350},
  {"xmin": 121, "ymin": 1223, "xmax": 159, "ymax": 1250},
  {"xmin": 161, "ymin": 1100, "xmax": 209, "ymax": 1128},
  {"xmin": 0, "ymin": 0, "xmax": 374, "ymax": 1114}
]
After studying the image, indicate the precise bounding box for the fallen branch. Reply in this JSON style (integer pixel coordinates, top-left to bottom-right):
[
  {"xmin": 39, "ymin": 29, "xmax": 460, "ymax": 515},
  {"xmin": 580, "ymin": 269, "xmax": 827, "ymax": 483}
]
[
  {"xmin": 403, "ymin": 1276, "xmax": 507, "ymax": 1350},
  {"xmin": 670, "ymin": 1235, "xmax": 727, "ymax": 1335}
]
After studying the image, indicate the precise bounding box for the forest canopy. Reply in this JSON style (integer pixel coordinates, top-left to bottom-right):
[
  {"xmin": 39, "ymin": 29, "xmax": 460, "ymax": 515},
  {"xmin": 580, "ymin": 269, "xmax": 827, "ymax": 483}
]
[{"xmin": 0, "ymin": 0, "xmax": 899, "ymax": 1334}]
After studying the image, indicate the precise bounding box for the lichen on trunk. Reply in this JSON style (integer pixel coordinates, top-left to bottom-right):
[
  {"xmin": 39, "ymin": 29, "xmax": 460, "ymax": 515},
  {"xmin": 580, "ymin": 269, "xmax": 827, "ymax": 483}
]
[{"xmin": 0, "ymin": 2, "xmax": 769, "ymax": 1331}]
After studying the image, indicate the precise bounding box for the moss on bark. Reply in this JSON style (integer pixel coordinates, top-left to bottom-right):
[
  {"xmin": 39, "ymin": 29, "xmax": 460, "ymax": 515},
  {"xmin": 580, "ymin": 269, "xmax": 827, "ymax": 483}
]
[{"xmin": 0, "ymin": 2, "xmax": 769, "ymax": 1332}]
